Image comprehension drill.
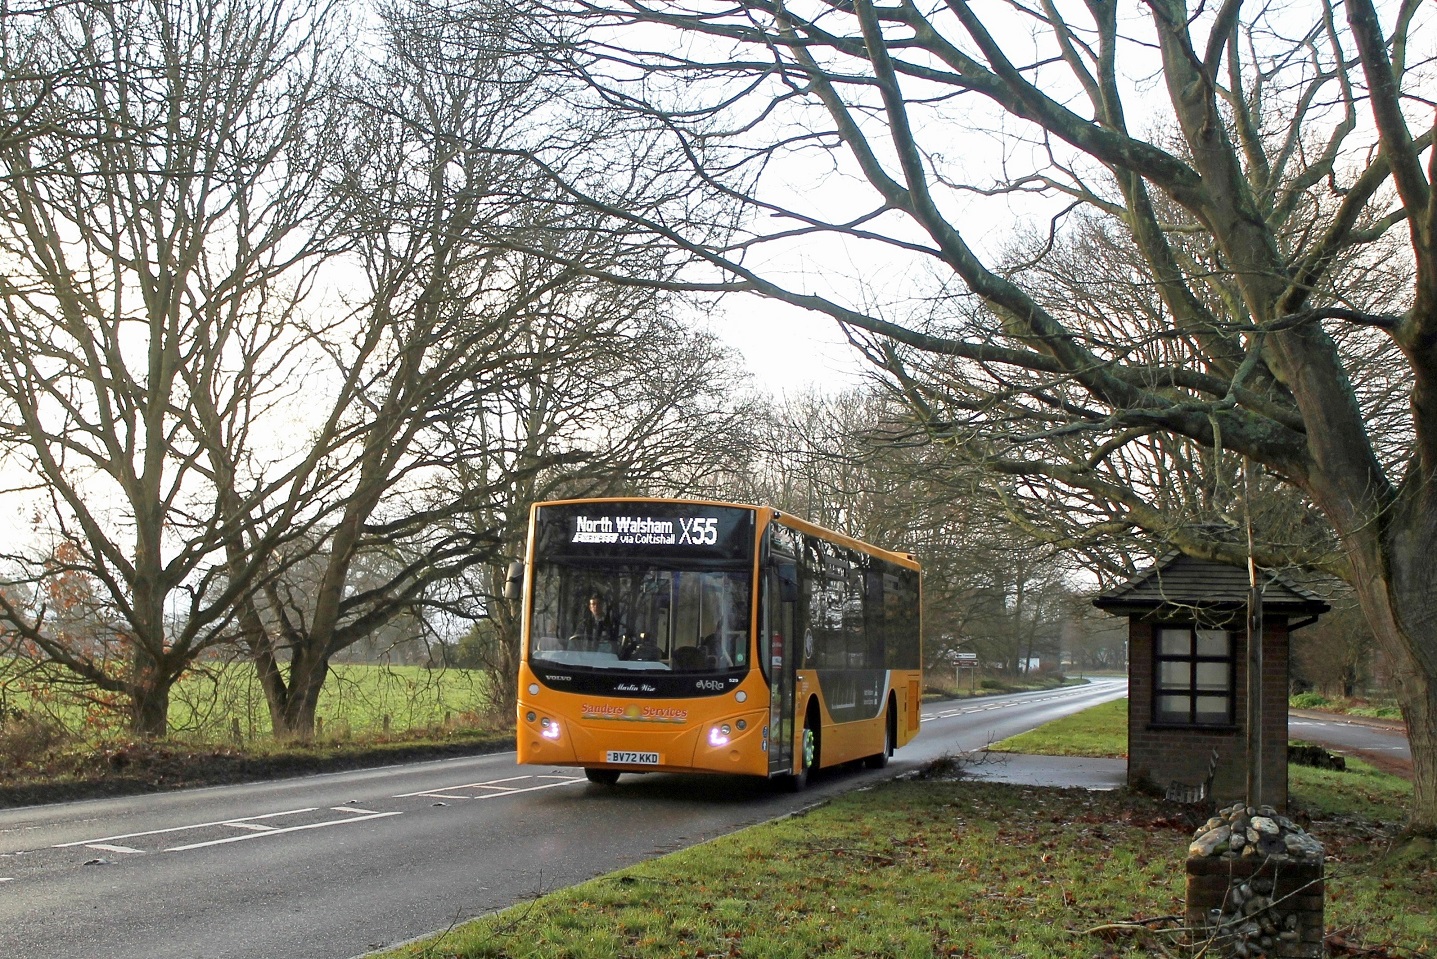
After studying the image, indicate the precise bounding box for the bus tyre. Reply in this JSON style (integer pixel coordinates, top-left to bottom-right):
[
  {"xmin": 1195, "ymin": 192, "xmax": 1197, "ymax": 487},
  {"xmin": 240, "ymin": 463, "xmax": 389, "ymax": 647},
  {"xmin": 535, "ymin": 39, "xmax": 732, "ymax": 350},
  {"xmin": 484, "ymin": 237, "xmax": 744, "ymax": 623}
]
[
  {"xmin": 786, "ymin": 711, "xmax": 819, "ymax": 792},
  {"xmin": 864, "ymin": 704, "xmax": 895, "ymax": 769},
  {"xmin": 584, "ymin": 768, "xmax": 621, "ymax": 786}
]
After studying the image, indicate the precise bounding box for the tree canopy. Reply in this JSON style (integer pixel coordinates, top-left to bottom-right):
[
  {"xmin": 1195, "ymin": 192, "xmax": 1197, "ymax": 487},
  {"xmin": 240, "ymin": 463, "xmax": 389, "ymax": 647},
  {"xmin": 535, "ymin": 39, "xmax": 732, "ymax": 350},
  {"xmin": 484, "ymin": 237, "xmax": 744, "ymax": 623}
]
[{"xmin": 521, "ymin": 0, "xmax": 1437, "ymax": 832}]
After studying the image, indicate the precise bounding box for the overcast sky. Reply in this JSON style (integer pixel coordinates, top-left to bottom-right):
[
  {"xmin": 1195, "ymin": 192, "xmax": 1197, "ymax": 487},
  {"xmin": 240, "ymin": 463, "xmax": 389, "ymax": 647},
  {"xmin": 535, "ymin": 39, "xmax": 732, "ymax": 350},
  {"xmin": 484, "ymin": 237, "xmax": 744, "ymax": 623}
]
[{"xmin": 714, "ymin": 293, "xmax": 872, "ymax": 396}]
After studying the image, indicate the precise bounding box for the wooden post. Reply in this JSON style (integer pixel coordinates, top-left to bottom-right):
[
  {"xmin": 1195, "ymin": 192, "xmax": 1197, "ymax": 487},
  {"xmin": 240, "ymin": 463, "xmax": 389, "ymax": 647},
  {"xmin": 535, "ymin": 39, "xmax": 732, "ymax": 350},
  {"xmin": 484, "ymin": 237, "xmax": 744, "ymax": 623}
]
[
  {"xmin": 1245, "ymin": 457, "xmax": 1264, "ymax": 807},
  {"xmin": 1247, "ymin": 578, "xmax": 1264, "ymax": 806}
]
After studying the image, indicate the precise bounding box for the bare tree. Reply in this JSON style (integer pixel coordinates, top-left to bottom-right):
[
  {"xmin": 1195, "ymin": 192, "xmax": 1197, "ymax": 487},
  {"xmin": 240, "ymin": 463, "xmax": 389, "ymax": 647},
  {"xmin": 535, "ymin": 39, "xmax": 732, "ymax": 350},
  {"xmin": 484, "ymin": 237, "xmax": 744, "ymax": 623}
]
[
  {"xmin": 525, "ymin": 0, "xmax": 1437, "ymax": 831},
  {"xmin": 0, "ymin": 0, "xmax": 345, "ymax": 736},
  {"xmin": 452, "ymin": 290, "xmax": 759, "ymax": 717},
  {"xmin": 1293, "ymin": 596, "xmax": 1378, "ymax": 698},
  {"xmin": 227, "ymin": 0, "xmax": 760, "ymax": 738},
  {"xmin": 220, "ymin": 0, "xmax": 562, "ymax": 739},
  {"xmin": 741, "ymin": 387, "xmax": 1082, "ymax": 676}
]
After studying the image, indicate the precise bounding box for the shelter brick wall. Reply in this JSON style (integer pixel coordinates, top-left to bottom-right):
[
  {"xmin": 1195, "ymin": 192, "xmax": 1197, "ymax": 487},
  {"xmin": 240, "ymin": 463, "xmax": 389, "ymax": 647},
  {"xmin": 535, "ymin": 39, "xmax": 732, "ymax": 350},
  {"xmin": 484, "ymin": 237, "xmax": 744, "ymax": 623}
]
[{"xmin": 1127, "ymin": 619, "xmax": 1290, "ymax": 809}]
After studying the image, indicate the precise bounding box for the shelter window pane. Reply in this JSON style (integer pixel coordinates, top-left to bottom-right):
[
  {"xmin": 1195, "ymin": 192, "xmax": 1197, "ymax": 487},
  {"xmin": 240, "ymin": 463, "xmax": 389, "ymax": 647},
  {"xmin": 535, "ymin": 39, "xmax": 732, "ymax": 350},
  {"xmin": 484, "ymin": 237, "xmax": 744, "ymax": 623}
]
[
  {"xmin": 1159, "ymin": 661, "xmax": 1191, "ymax": 687},
  {"xmin": 1156, "ymin": 694, "xmax": 1192, "ymax": 723},
  {"xmin": 1195, "ymin": 662, "xmax": 1228, "ymax": 691},
  {"xmin": 1157, "ymin": 628, "xmax": 1191, "ymax": 657},
  {"xmin": 1195, "ymin": 629, "xmax": 1230, "ymax": 657},
  {"xmin": 1195, "ymin": 696, "xmax": 1229, "ymax": 722}
]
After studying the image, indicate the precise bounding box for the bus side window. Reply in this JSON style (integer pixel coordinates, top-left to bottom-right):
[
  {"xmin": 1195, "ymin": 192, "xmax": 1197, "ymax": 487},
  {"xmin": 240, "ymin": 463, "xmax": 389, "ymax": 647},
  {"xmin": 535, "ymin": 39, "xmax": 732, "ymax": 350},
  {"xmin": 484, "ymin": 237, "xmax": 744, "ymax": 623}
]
[{"xmin": 777, "ymin": 563, "xmax": 798, "ymax": 602}]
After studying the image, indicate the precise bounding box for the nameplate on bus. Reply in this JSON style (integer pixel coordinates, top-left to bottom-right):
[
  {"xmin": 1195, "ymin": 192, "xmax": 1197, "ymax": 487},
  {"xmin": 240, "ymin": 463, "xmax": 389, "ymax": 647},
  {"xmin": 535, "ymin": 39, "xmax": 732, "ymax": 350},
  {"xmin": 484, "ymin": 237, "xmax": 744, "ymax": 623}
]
[
  {"xmin": 535, "ymin": 503, "xmax": 754, "ymax": 561},
  {"xmin": 606, "ymin": 750, "xmax": 661, "ymax": 765}
]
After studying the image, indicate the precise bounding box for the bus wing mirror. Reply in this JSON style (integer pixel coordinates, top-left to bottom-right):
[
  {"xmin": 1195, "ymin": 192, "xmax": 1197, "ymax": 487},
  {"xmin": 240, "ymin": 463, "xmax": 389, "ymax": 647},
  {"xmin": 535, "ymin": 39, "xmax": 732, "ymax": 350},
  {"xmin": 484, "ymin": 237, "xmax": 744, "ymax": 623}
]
[{"xmin": 502, "ymin": 561, "xmax": 525, "ymax": 600}]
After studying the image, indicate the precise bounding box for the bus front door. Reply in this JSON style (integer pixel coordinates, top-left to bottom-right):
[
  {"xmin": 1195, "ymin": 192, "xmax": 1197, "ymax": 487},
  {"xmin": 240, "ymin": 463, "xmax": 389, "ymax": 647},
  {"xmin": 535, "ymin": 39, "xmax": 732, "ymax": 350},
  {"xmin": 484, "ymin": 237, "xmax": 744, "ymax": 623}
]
[{"xmin": 765, "ymin": 565, "xmax": 798, "ymax": 775}]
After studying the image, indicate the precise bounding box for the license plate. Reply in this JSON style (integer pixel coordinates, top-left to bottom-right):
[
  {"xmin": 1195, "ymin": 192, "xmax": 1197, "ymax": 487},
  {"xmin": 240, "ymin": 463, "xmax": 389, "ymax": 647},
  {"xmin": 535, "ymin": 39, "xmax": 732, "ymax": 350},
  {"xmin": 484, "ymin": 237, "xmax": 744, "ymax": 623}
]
[{"xmin": 606, "ymin": 750, "xmax": 661, "ymax": 765}]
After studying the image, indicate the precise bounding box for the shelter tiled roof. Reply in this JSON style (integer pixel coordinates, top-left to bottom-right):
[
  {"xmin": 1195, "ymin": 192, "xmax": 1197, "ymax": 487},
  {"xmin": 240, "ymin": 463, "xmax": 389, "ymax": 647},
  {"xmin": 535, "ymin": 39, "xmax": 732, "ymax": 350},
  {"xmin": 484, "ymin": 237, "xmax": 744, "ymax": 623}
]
[{"xmin": 1092, "ymin": 552, "xmax": 1330, "ymax": 619}]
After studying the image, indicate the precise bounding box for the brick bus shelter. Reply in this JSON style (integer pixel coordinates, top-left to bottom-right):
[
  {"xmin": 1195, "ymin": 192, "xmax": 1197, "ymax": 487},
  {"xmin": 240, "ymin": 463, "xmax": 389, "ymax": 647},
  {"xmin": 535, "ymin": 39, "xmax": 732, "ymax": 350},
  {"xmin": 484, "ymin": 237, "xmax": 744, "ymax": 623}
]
[{"xmin": 1093, "ymin": 553, "xmax": 1329, "ymax": 810}]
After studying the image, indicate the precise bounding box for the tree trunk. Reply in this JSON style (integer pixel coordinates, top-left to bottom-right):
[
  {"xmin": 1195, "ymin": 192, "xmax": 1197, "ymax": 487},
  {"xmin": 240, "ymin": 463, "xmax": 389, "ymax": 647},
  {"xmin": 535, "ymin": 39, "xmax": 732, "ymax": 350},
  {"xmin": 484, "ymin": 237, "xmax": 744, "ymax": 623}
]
[
  {"xmin": 486, "ymin": 567, "xmax": 522, "ymax": 721},
  {"xmin": 1379, "ymin": 633, "xmax": 1437, "ymax": 836},
  {"xmin": 278, "ymin": 651, "xmax": 330, "ymax": 741},
  {"xmin": 128, "ymin": 674, "xmax": 171, "ymax": 739},
  {"xmin": 1399, "ymin": 678, "xmax": 1437, "ymax": 836},
  {"xmin": 249, "ymin": 638, "xmax": 292, "ymax": 737},
  {"xmin": 1350, "ymin": 522, "xmax": 1437, "ymax": 835}
]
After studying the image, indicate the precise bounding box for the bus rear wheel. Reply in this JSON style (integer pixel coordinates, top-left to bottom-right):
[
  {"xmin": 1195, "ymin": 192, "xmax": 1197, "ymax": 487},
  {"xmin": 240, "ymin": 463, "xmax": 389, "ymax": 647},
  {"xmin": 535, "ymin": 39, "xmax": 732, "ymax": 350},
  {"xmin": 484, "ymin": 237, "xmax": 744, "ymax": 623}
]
[
  {"xmin": 584, "ymin": 768, "xmax": 621, "ymax": 785},
  {"xmin": 864, "ymin": 704, "xmax": 895, "ymax": 769}
]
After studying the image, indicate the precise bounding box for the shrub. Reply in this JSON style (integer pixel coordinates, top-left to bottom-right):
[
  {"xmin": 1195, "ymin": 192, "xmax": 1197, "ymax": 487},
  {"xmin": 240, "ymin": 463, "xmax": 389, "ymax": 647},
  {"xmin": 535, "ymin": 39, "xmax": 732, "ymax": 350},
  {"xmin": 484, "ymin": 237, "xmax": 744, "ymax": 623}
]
[
  {"xmin": 0, "ymin": 711, "xmax": 71, "ymax": 771},
  {"xmin": 1288, "ymin": 742, "xmax": 1346, "ymax": 770},
  {"xmin": 1349, "ymin": 704, "xmax": 1403, "ymax": 720},
  {"xmin": 1290, "ymin": 692, "xmax": 1331, "ymax": 710}
]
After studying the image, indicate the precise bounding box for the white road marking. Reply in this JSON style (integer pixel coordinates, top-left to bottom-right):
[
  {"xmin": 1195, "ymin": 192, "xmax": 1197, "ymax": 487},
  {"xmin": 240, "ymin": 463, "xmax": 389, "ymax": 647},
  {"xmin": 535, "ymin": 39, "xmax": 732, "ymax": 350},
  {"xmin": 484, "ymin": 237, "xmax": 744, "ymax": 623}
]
[
  {"xmin": 84, "ymin": 843, "xmax": 143, "ymax": 855},
  {"xmin": 921, "ymin": 684, "xmax": 1126, "ymax": 724},
  {"xmin": 164, "ymin": 810, "xmax": 403, "ymax": 852},
  {"xmin": 54, "ymin": 807, "xmax": 320, "ymax": 849},
  {"xmin": 394, "ymin": 774, "xmax": 583, "ymax": 801},
  {"xmin": 475, "ymin": 778, "xmax": 585, "ymax": 799},
  {"xmin": 1, "ymin": 877, "xmax": 13, "ymax": 883}
]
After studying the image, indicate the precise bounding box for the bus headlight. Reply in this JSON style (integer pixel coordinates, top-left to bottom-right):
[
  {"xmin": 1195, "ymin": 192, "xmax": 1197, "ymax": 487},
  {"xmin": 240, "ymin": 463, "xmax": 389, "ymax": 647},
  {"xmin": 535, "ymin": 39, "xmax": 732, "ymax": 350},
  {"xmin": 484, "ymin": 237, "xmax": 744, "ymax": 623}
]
[
  {"xmin": 708, "ymin": 724, "xmax": 732, "ymax": 747},
  {"xmin": 541, "ymin": 717, "xmax": 562, "ymax": 740}
]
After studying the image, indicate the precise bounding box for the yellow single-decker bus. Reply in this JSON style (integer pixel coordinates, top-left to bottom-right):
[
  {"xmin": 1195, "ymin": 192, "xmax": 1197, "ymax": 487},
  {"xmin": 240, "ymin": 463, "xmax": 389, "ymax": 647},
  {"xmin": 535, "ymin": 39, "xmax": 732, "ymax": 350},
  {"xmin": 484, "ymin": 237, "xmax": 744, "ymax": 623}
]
[{"xmin": 513, "ymin": 498, "xmax": 921, "ymax": 788}]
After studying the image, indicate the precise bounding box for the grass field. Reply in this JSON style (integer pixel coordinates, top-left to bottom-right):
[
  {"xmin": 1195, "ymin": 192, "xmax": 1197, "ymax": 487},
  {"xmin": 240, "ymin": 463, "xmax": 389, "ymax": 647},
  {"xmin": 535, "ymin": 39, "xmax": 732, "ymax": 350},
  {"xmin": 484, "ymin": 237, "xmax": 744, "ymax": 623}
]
[
  {"xmin": 1, "ymin": 660, "xmax": 497, "ymax": 742},
  {"xmin": 375, "ymin": 699, "xmax": 1431, "ymax": 959}
]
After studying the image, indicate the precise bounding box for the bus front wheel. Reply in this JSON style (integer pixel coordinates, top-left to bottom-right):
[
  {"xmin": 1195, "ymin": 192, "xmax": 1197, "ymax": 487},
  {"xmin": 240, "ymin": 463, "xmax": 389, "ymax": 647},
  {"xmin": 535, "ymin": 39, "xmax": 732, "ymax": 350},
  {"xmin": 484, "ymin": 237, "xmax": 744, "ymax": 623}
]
[
  {"xmin": 786, "ymin": 710, "xmax": 819, "ymax": 791},
  {"xmin": 584, "ymin": 768, "xmax": 621, "ymax": 786}
]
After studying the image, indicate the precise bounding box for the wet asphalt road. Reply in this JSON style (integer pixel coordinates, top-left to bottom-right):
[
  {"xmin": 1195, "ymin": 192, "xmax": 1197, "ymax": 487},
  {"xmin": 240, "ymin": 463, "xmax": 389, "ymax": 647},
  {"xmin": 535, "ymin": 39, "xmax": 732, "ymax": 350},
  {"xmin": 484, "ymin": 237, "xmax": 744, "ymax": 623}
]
[{"xmin": 1289, "ymin": 709, "xmax": 1411, "ymax": 775}]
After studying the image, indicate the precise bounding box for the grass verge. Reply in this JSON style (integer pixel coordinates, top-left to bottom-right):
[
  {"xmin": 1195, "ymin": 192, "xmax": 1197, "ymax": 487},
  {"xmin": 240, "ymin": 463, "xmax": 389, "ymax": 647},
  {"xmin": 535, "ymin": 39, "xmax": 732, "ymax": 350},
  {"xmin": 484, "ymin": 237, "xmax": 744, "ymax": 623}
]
[
  {"xmin": 377, "ymin": 772, "xmax": 1432, "ymax": 959},
  {"xmin": 373, "ymin": 702, "xmax": 1431, "ymax": 959},
  {"xmin": 985, "ymin": 697, "xmax": 1128, "ymax": 757}
]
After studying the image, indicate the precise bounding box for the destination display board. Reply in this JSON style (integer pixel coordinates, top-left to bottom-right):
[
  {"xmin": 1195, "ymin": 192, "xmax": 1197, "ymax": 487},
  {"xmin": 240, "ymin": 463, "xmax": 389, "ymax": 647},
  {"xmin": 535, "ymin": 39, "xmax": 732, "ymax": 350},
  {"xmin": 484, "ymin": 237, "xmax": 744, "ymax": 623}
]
[{"xmin": 533, "ymin": 502, "xmax": 755, "ymax": 563}]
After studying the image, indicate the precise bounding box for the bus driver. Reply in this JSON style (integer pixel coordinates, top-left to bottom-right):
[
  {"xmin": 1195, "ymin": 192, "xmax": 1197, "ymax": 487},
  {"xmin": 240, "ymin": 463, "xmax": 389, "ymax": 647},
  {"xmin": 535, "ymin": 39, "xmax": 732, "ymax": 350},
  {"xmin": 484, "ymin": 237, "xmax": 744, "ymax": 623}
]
[{"xmin": 575, "ymin": 591, "xmax": 625, "ymax": 653}]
